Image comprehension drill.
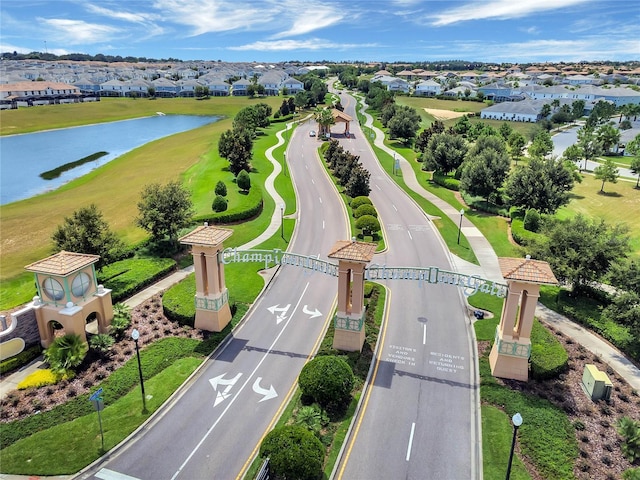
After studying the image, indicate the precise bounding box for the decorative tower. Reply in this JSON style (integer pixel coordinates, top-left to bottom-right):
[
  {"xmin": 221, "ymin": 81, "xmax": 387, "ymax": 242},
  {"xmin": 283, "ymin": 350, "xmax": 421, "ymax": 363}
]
[
  {"xmin": 489, "ymin": 256, "xmax": 558, "ymax": 381},
  {"xmin": 25, "ymin": 251, "xmax": 113, "ymax": 348},
  {"xmin": 328, "ymin": 239, "xmax": 377, "ymax": 352},
  {"xmin": 179, "ymin": 224, "xmax": 233, "ymax": 332}
]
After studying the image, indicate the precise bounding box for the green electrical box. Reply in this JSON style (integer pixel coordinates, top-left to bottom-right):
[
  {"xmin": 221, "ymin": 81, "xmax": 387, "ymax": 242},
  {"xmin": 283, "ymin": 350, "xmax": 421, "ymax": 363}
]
[{"xmin": 581, "ymin": 364, "xmax": 612, "ymax": 401}]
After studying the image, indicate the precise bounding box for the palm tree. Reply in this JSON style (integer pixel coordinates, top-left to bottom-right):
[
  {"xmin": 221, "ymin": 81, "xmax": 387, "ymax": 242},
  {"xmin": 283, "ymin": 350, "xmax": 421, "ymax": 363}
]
[{"xmin": 314, "ymin": 107, "xmax": 335, "ymax": 137}]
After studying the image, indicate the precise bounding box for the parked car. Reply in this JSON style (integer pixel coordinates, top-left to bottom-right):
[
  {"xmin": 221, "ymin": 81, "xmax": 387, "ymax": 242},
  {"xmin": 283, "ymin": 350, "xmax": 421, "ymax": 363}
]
[{"xmin": 309, "ymin": 130, "xmax": 316, "ymax": 137}]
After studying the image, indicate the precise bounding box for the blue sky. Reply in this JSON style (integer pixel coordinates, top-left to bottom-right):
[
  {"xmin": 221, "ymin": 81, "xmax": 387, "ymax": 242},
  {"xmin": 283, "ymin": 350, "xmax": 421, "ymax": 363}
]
[{"xmin": 1, "ymin": 0, "xmax": 639, "ymax": 63}]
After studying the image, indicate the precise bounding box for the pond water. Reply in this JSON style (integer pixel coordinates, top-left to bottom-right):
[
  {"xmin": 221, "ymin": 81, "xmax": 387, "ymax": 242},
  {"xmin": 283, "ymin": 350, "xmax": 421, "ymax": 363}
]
[{"xmin": 0, "ymin": 115, "xmax": 219, "ymax": 205}]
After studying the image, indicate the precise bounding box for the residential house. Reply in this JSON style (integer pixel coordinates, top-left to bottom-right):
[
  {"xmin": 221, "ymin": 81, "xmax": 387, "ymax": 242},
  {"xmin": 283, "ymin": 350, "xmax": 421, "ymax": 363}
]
[
  {"xmin": 480, "ymin": 100, "xmax": 541, "ymax": 122},
  {"xmin": 414, "ymin": 80, "xmax": 442, "ymax": 97}
]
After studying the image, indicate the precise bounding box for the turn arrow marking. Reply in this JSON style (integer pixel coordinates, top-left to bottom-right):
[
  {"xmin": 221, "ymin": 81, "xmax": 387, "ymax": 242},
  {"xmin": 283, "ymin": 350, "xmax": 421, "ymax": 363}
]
[
  {"xmin": 252, "ymin": 377, "xmax": 278, "ymax": 402},
  {"xmin": 209, "ymin": 372, "xmax": 242, "ymax": 407},
  {"xmin": 267, "ymin": 304, "xmax": 291, "ymax": 324},
  {"xmin": 302, "ymin": 305, "xmax": 322, "ymax": 319}
]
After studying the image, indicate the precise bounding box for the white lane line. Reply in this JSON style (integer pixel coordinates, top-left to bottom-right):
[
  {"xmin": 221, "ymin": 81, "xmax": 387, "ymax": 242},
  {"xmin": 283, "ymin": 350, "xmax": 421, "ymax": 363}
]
[
  {"xmin": 407, "ymin": 231, "xmax": 413, "ymax": 240},
  {"xmin": 375, "ymin": 184, "xmax": 381, "ymax": 191},
  {"xmin": 392, "ymin": 204, "xmax": 398, "ymax": 211},
  {"xmin": 406, "ymin": 422, "xmax": 416, "ymax": 461},
  {"xmin": 311, "ymin": 178, "xmax": 315, "ymax": 185},
  {"xmin": 305, "ymin": 164, "xmax": 308, "ymax": 170},
  {"xmin": 171, "ymin": 283, "xmax": 311, "ymax": 480},
  {"xmin": 319, "ymin": 197, "xmax": 323, "ymax": 204},
  {"xmin": 96, "ymin": 468, "xmax": 141, "ymax": 480},
  {"xmin": 323, "ymin": 220, "xmax": 325, "ymax": 229},
  {"xmin": 423, "ymin": 324, "xmax": 427, "ymax": 345}
]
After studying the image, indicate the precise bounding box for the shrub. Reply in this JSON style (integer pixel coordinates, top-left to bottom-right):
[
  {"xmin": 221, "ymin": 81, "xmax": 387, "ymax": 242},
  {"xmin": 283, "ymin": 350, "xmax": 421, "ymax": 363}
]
[
  {"xmin": 298, "ymin": 355, "xmax": 354, "ymax": 408},
  {"xmin": 617, "ymin": 416, "xmax": 640, "ymax": 463},
  {"xmin": 354, "ymin": 204, "xmax": 377, "ymax": 218},
  {"xmin": 260, "ymin": 425, "xmax": 324, "ymax": 480},
  {"xmin": 350, "ymin": 196, "xmax": 372, "ymax": 210},
  {"xmin": 296, "ymin": 404, "xmax": 325, "ymax": 435},
  {"xmin": 355, "ymin": 215, "xmax": 381, "ymax": 237},
  {"xmin": 17, "ymin": 369, "xmax": 66, "ymax": 390},
  {"xmin": 509, "ymin": 206, "xmax": 525, "ymax": 220},
  {"xmin": 623, "ymin": 467, "xmax": 640, "ymax": 480},
  {"xmin": 524, "ymin": 208, "xmax": 541, "ymax": 232},
  {"xmin": 43, "ymin": 334, "xmax": 88, "ymax": 374},
  {"xmin": 98, "ymin": 257, "xmax": 176, "ymax": 302},
  {"xmin": 432, "ymin": 172, "xmax": 460, "ymax": 191},
  {"xmin": 530, "ymin": 320, "xmax": 568, "ymax": 380},
  {"xmin": 89, "ymin": 333, "xmax": 115, "ymax": 353},
  {"xmin": 0, "ymin": 345, "xmax": 42, "ymax": 375},
  {"xmin": 237, "ymin": 169, "xmax": 251, "ymax": 191},
  {"xmin": 511, "ymin": 217, "xmax": 540, "ymax": 246},
  {"xmin": 212, "ymin": 195, "xmax": 228, "ymax": 212},
  {"xmin": 214, "ymin": 181, "xmax": 227, "ymax": 197}
]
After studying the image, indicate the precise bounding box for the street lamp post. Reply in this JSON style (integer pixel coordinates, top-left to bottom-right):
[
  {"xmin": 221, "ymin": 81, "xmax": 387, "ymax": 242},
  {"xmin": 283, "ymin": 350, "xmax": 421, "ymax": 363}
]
[
  {"xmin": 280, "ymin": 203, "xmax": 285, "ymax": 240},
  {"xmin": 131, "ymin": 329, "xmax": 147, "ymax": 413},
  {"xmin": 505, "ymin": 412, "xmax": 523, "ymax": 480},
  {"xmin": 457, "ymin": 208, "xmax": 465, "ymax": 244}
]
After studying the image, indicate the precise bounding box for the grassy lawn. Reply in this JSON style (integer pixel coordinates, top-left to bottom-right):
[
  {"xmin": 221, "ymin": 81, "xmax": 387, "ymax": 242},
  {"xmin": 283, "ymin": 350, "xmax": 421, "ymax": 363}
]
[
  {"xmin": 0, "ymin": 97, "xmax": 292, "ymax": 309},
  {"xmin": 556, "ymin": 173, "xmax": 640, "ymax": 257},
  {"xmin": 482, "ymin": 405, "xmax": 531, "ymax": 480}
]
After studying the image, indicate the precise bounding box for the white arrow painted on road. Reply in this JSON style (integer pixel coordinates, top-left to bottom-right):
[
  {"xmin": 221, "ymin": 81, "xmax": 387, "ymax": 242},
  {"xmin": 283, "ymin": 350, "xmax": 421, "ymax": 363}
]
[
  {"xmin": 268, "ymin": 304, "xmax": 291, "ymax": 324},
  {"xmin": 209, "ymin": 372, "xmax": 242, "ymax": 407},
  {"xmin": 252, "ymin": 377, "xmax": 278, "ymax": 402},
  {"xmin": 302, "ymin": 305, "xmax": 322, "ymax": 319}
]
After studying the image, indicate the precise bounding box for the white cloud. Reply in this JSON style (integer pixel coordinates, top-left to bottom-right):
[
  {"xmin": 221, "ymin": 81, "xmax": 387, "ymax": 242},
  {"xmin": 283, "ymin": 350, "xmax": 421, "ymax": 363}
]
[
  {"xmin": 429, "ymin": 0, "xmax": 590, "ymax": 26},
  {"xmin": 85, "ymin": 4, "xmax": 160, "ymax": 24},
  {"xmin": 273, "ymin": 5, "xmax": 345, "ymax": 38},
  {"xmin": 38, "ymin": 18, "xmax": 121, "ymax": 45},
  {"xmin": 229, "ymin": 38, "xmax": 378, "ymax": 52},
  {"xmin": 521, "ymin": 26, "xmax": 540, "ymax": 34}
]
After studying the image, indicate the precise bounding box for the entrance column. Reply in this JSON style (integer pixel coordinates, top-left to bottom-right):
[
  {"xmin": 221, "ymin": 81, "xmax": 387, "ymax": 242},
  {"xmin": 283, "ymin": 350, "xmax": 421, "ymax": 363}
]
[
  {"xmin": 179, "ymin": 224, "xmax": 233, "ymax": 332},
  {"xmin": 489, "ymin": 256, "xmax": 558, "ymax": 381},
  {"xmin": 328, "ymin": 239, "xmax": 377, "ymax": 352}
]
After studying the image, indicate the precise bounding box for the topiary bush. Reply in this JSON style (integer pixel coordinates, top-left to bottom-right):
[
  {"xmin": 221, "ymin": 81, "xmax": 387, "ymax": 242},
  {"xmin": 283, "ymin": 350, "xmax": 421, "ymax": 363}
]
[
  {"xmin": 354, "ymin": 204, "xmax": 377, "ymax": 218},
  {"xmin": 237, "ymin": 169, "xmax": 251, "ymax": 192},
  {"xmin": 212, "ymin": 195, "xmax": 228, "ymax": 212},
  {"xmin": 260, "ymin": 425, "xmax": 324, "ymax": 480},
  {"xmin": 43, "ymin": 334, "xmax": 88, "ymax": 375},
  {"xmin": 530, "ymin": 320, "xmax": 569, "ymax": 380},
  {"xmin": 524, "ymin": 208, "xmax": 541, "ymax": 232},
  {"xmin": 214, "ymin": 180, "xmax": 227, "ymax": 197},
  {"xmin": 355, "ymin": 215, "xmax": 380, "ymax": 237},
  {"xmin": 298, "ymin": 355, "xmax": 354, "ymax": 409},
  {"xmin": 350, "ymin": 196, "xmax": 372, "ymax": 210}
]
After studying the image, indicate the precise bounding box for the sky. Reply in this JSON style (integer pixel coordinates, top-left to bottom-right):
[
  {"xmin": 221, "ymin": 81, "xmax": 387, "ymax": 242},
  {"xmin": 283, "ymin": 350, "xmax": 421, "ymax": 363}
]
[{"xmin": 1, "ymin": 0, "xmax": 639, "ymax": 64}]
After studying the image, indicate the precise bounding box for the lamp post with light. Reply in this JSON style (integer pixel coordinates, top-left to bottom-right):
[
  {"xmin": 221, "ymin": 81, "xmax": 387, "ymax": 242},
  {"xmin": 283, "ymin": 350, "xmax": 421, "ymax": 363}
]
[
  {"xmin": 131, "ymin": 329, "xmax": 147, "ymax": 413},
  {"xmin": 280, "ymin": 203, "xmax": 285, "ymax": 240},
  {"xmin": 506, "ymin": 412, "xmax": 523, "ymax": 480},
  {"xmin": 457, "ymin": 208, "xmax": 465, "ymax": 244}
]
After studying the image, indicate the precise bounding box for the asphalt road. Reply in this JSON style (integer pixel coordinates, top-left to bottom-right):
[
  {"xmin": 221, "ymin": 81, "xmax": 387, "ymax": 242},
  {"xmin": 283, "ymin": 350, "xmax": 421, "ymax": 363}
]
[
  {"xmin": 333, "ymin": 91, "xmax": 479, "ymax": 479},
  {"xmin": 77, "ymin": 113, "xmax": 349, "ymax": 480}
]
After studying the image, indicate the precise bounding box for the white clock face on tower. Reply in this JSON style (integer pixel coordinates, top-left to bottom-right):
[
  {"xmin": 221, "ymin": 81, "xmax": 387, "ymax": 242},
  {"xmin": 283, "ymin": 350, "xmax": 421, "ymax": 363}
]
[{"xmin": 42, "ymin": 277, "xmax": 64, "ymax": 301}]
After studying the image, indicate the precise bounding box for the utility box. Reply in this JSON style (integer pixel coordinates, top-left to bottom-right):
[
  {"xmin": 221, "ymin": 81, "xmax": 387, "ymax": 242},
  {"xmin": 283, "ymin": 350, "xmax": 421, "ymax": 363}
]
[{"xmin": 581, "ymin": 364, "xmax": 612, "ymax": 401}]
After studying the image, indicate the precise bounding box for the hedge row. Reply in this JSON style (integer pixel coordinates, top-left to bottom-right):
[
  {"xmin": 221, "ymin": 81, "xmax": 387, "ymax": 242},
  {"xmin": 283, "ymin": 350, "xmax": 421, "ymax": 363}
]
[
  {"xmin": 510, "ymin": 217, "xmax": 540, "ymax": 246},
  {"xmin": 98, "ymin": 257, "xmax": 177, "ymax": 303},
  {"xmin": 0, "ymin": 346, "xmax": 42, "ymax": 376},
  {"xmin": 432, "ymin": 172, "xmax": 460, "ymax": 191},
  {"xmin": 530, "ymin": 320, "xmax": 569, "ymax": 380},
  {"xmin": 0, "ymin": 337, "xmax": 203, "ymax": 449},
  {"xmin": 196, "ymin": 191, "xmax": 263, "ymax": 225}
]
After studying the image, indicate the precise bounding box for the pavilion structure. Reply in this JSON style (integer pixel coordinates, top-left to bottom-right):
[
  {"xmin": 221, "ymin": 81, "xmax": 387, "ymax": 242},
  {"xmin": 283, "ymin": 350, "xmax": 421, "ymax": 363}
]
[
  {"xmin": 179, "ymin": 224, "xmax": 234, "ymax": 332},
  {"xmin": 25, "ymin": 251, "xmax": 113, "ymax": 347},
  {"xmin": 331, "ymin": 108, "xmax": 353, "ymax": 136},
  {"xmin": 489, "ymin": 256, "xmax": 558, "ymax": 381},
  {"xmin": 328, "ymin": 239, "xmax": 377, "ymax": 352}
]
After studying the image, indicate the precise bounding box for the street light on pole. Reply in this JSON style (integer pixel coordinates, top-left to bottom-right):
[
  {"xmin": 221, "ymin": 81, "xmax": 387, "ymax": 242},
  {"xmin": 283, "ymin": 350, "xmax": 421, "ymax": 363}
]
[
  {"xmin": 131, "ymin": 329, "xmax": 147, "ymax": 413},
  {"xmin": 280, "ymin": 203, "xmax": 285, "ymax": 240},
  {"xmin": 457, "ymin": 208, "xmax": 465, "ymax": 244},
  {"xmin": 505, "ymin": 412, "xmax": 523, "ymax": 480}
]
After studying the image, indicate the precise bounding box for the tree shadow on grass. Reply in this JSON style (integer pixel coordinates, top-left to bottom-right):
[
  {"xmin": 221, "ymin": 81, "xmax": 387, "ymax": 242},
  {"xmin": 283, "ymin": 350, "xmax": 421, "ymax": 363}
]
[{"xmin": 597, "ymin": 190, "xmax": 622, "ymax": 198}]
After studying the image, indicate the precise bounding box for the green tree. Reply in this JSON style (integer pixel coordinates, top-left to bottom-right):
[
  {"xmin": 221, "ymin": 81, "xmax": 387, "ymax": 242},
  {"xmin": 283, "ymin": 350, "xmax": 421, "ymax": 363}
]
[
  {"xmin": 218, "ymin": 127, "xmax": 253, "ymax": 176},
  {"xmin": 540, "ymin": 103, "xmax": 552, "ymax": 118},
  {"xmin": 596, "ymin": 123, "xmax": 621, "ymax": 154},
  {"xmin": 460, "ymin": 148, "xmax": 510, "ymax": 203},
  {"xmin": 529, "ymin": 214, "xmax": 629, "ymax": 292},
  {"xmin": 294, "ymin": 90, "xmax": 311, "ymax": 110},
  {"xmin": 354, "ymin": 204, "xmax": 377, "ymax": 218},
  {"xmin": 345, "ymin": 164, "xmax": 371, "ymax": 198},
  {"xmin": 576, "ymin": 125, "xmax": 602, "ymax": 170},
  {"xmin": 528, "ymin": 130, "xmax": 554, "ymax": 158},
  {"xmin": 507, "ymin": 131, "xmax": 526, "ymax": 165},
  {"xmin": 214, "ymin": 180, "xmax": 227, "ymax": 197},
  {"xmin": 44, "ymin": 334, "xmax": 88, "ymax": 375},
  {"xmin": 562, "ymin": 144, "xmax": 582, "ymax": 165},
  {"xmin": 259, "ymin": 426, "xmax": 324, "ymax": 480},
  {"xmin": 236, "ymin": 169, "xmax": 251, "ymax": 192},
  {"xmin": 505, "ymin": 157, "xmax": 575, "ymax": 214},
  {"xmin": 388, "ymin": 106, "xmax": 421, "ymax": 145},
  {"xmin": 453, "ymin": 115, "xmax": 470, "ymax": 136},
  {"xmin": 499, "ymin": 122, "xmax": 513, "ymax": 140},
  {"xmin": 212, "ymin": 195, "xmax": 228, "ymax": 212},
  {"xmin": 571, "ymin": 99, "xmax": 585, "ymax": 120},
  {"xmin": 298, "ymin": 355, "xmax": 354, "ymax": 408},
  {"xmin": 52, "ymin": 204, "xmax": 125, "ymax": 269},
  {"xmin": 136, "ymin": 181, "xmax": 194, "ymax": 248},
  {"xmin": 355, "ymin": 214, "xmax": 381, "ymax": 237},
  {"xmin": 593, "ymin": 157, "xmax": 619, "ymax": 192},
  {"xmin": 627, "ymin": 134, "xmax": 640, "ymax": 186},
  {"xmin": 314, "ymin": 107, "xmax": 335, "ymax": 137},
  {"xmin": 422, "ymin": 133, "xmax": 468, "ymax": 175}
]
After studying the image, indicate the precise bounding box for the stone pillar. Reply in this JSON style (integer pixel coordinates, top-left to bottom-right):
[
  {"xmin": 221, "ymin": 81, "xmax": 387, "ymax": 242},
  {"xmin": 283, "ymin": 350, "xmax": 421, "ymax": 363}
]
[
  {"xmin": 489, "ymin": 257, "xmax": 557, "ymax": 381},
  {"xmin": 328, "ymin": 240, "xmax": 377, "ymax": 352}
]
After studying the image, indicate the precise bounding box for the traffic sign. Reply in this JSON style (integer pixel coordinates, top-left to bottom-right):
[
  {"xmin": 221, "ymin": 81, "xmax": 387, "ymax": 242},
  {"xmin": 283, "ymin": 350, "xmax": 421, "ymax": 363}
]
[{"xmin": 90, "ymin": 387, "xmax": 103, "ymax": 401}]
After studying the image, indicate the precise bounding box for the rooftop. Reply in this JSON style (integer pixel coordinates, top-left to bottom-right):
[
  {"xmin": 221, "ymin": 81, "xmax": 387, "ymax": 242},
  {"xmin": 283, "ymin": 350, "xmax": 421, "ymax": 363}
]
[
  {"xmin": 179, "ymin": 224, "xmax": 234, "ymax": 247},
  {"xmin": 328, "ymin": 240, "xmax": 377, "ymax": 263},
  {"xmin": 24, "ymin": 251, "xmax": 99, "ymax": 276},
  {"xmin": 499, "ymin": 256, "xmax": 558, "ymax": 285}
]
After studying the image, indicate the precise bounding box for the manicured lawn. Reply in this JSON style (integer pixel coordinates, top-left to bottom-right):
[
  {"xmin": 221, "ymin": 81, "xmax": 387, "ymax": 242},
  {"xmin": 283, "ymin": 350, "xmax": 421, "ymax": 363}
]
[
  {"xmin": 556, "ymin": 173, "xmax": 640, "ymax": 257},
  {"xmin": 482, "ymin": 405, "xmax": 531, "ymax": 480}
]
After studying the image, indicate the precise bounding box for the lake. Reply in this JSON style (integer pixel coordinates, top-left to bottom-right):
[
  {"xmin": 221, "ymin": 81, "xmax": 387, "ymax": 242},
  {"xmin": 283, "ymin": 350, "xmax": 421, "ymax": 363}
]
[{"xmin": 0, "ymin": 115, "xmax": 219, "ymax": 205}]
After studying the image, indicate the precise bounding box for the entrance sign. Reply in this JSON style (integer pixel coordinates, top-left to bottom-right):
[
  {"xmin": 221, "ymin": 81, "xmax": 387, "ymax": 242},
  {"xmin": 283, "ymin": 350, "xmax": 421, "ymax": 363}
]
[{"xmin": 220, "ymin": 248, "xmax": 507, "ymax": 298}]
